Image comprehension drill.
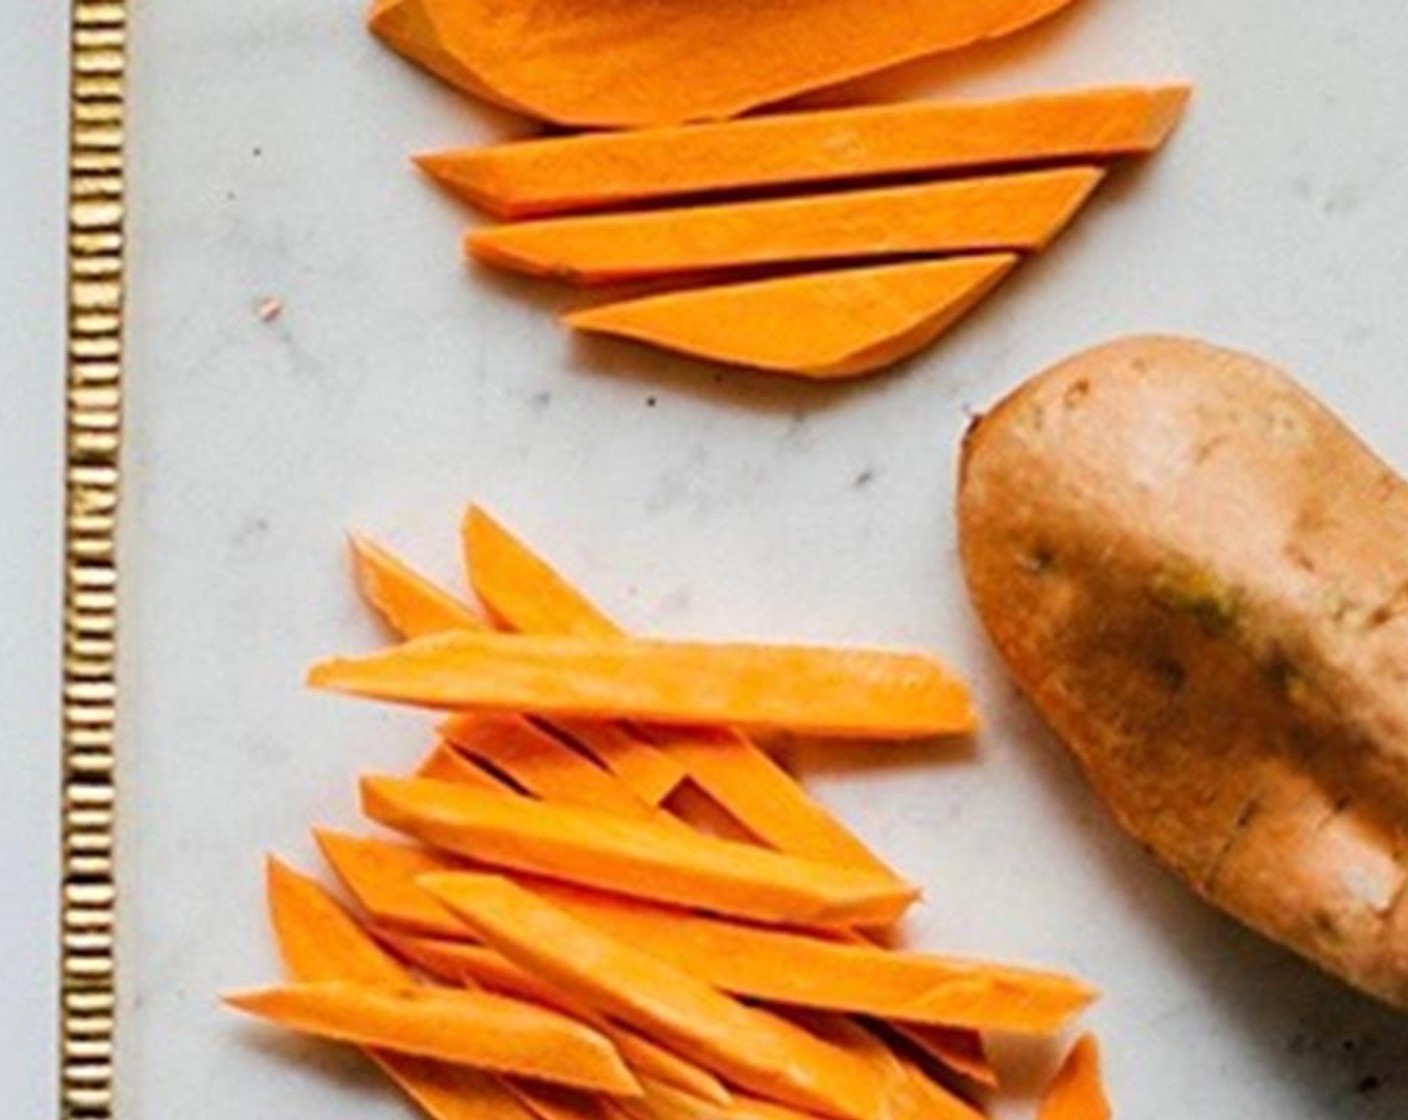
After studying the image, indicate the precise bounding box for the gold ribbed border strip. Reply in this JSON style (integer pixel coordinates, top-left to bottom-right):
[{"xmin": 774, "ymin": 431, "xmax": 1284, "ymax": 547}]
[{"xmin": 63, "ymin": 1, "xmax": 125, "ymax": 1117}]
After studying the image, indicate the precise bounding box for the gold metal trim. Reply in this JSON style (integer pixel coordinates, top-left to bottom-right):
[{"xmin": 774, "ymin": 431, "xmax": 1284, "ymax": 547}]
[{"xmin": 63, "ymin": 0, "xmax": 125, "ymax": 1116}]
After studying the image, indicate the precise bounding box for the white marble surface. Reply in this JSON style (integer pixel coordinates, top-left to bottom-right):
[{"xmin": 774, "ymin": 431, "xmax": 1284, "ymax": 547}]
[
  {"xmin": 115, "ymin": 1, "xmax": 1408, "ymax": 1117},
  {"xmin": 0, "ymin": 0, "xmax": 67, "ymax": 1112}
]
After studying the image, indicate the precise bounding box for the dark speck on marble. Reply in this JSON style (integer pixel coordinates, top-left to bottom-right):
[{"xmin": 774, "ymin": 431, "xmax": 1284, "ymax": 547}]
[{"xmin": 852, "ymin": 466, "xmax": 877, "ymax": 489}]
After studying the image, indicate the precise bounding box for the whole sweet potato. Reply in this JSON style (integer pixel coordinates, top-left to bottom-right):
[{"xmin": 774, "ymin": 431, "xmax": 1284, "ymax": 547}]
[{"xmin": 958, "ymin": 335, "xmax": 1408, "ymax": 1007}]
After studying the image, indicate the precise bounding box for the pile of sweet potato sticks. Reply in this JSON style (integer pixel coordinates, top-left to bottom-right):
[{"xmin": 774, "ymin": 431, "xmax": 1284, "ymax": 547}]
[
  {"xmin": 224, "ymin": 507, "xmax": 1110, "ymax": 1119},
  {"xmin": 370, "ymin": 0, "xmax": 1189, "ymax": 378}
]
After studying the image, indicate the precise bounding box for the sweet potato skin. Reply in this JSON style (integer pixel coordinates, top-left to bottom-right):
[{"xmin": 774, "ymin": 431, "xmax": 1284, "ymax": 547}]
[{"xmin": 958, "ymin": 335, "xmax": 1408, "ymax": 1007}]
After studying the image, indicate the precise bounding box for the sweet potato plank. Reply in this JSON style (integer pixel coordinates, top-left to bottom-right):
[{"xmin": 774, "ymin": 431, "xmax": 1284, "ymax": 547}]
[
  {"xmin": 316, "ymin": 829, "xmax": 472, "ymax": 939},
  {"xmin": 224, "ymin": 980, "xmax": 640, "ymax": 1093},
  {"xmin": 350, "ymin": 534, "xmax": 485, "ymax": 638},
  {"xmin": 312, "ymin": 630, "xmax": 975, "ymax": 739},
  {"xmin": 266, "ymin": 859, "xmax": 547, "ymax": 1120},
  {"xmin": 416, "ymin": 741, "xmax": 509, "ymax": 791},
  {"xmin": 381, "ymin": 931, "xmax": 734, "ymax": 1107},
  {"xmin": 417, "ymin": 85, "xmax": 1188, "ymax": 218},
  {"xmin": 420, "ymin": 872, "xmax": 888, "ymax": 1120},
  {"xmin": 544, "ymin": 717, "xmax": 687, "ymax": 807},
  {"xmin": 362, "ymin": 777, "xmax": 918, "ymax": 927},
  {"xmin": 1038, "ymin": 1034, "xmax": 1110, "ymax": 1120},
  {"xmin": 517, "ymin": 880, "xmax": 1093, "ymax": 1033},
  {"xmin": 371, "ymin": 0, "xmax": 1079, "ymax": 128},
  {"xmin": 439, "ymin": 712, "xmax": 659, "ymax": 819},
  {"xmin": 565, "ymin": 256, "xmax": 1017, "ymax": 379},
  {"xmin": 470, "ymin": 169, "xmax": 1101, "ymax": 285},
  {"xmin": 463, "ymin": 506, "xmax": 893, "ymax": 871}
]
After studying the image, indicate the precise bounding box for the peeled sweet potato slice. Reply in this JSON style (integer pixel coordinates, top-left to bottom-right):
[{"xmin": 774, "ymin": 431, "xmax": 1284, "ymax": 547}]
[
  {"xmin": 417, "ymin": 85, "xmax": 1189, "ymax": 218},
  {"xmin": 420, "ymin": 872, "xmax": 888, "ymax": 1120},
  {"xmin": 439, "ymin": 712, "xmax": 660, "ymax": 819},
  {"xmin": 462, "ymin": 506, "xmax": 893, "ymax": 872},
  {"xmin": 361, "ymin": 777, "xmax": 919, "ymax": 927},
  {"xmin": 316, "ymin": 829, "xmax": 472, "ymax": 939},
  {"xmin": 1038, "ymin": 1035, "xmax": 1110, "ymax": 1120},
  {"xmin": 416, "ymin": 741, "xmax": 509, "ymax": 791},
  {"xmin": 370, "ymin": 0, "xmax": 1080, "ymax": 128},
  {"xmin": 224, "ymin": 980, "xmax": 639, "ymax": 1094},
  {"xmin": 565, "ymin": 256, "xmax": 1017, "ymax": 379},
  {"xmin": 311, "ymin": 630, "xmax": 975, "ymax": 739},
  {"xmin": 529, "ymin": 883, "xmax": 1093, "ymax": 1033},
  {"xmin": 350, "ymin": 534, "xmax": 485, "ymax": 638},
  {"xmin": 265, "ymin": 859, "xmax": 544, "ymax": 1120},
  {"xmin": 381, "ymin": 931, "xmax": 734, "ymax": 1107},
  {"xmin": 470, "ymin": 169, "xmax": 1101, "ymax": 285}
]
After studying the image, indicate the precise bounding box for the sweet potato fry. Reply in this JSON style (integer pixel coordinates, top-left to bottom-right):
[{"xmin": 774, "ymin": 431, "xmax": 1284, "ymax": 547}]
[
  {"xmin": 381, "ymin": 931, "xmax": 733, "ymax": 1107},
  {"xmin": 315, "ymin": 829, "xmax": 471, "ymax": 939},
  {"xmin": 1038, "ymin": 1034, "xmax": 1110, "ymax": 1120},
  {"xmin": 462, "ymin": 507, "xmax": 898, "ymax": 871},
  {"xmin": 439, "ymin": 712, "xmax": 660, "ymax": 819},
  {"xmin": 350, "ymin": 534, "xmax": 485, "ymax": 638},
  {"xmin": 225, "ymin": 980, "xmax": 640, "ymax": 1093},
  {"xmin": 516, "ymin": 880, "xmax": 1093, "ymax": 1033},
  {"xmin": 311, "ymin": 630, "xmax": 974, "ymax": 740},
  {"xmin": 363, "ymin": 777, "xmax": 918, "ymax": 927},
  {"xmin": 420, "ymin": 872, "xmax": 887, "ymax": 1120},
  {"xmin": 266, "ymin": 859, "xmax": 545, "ymax": 1120},
  {"xmin": 416, "ymin": 741, "xmax": 508, "ymax": 791}
]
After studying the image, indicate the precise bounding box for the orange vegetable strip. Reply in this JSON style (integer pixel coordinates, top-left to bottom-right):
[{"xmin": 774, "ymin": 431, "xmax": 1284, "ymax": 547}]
[
  {"xmin": 462, "ymin": 507, "xmax": 618, "ymax": 638},
  {"xmin": 382, "ymin": 931, "xmax": 733, "ymax": 1107},
  {"xmin": 265, "ymin": 858, "xmax": 544, "ymax": 1120},
  {"xmin": 517, "ymin": 881, "xmax": 1093, "ymax": 1033},
  {"xmin": 542, "ymin": 717, "xmax": 687, "ymax": 807},
  {"xmin": 224, "ymin": 980, "xmax": 640, "ymax": 1094},
  {"xmin": 350, "ymin": 534, "xmax": 486, "ymax": 638},
  {"xmin": 890, "ymin": 1024, "xmax": 997, "ymax": 1088},
  {"xmin": 460, "ymin": 508, "xmax": 687, "ymax": 805},
  {"xmin": 416, "ymin": 741, "xmax": 510, "ymax": 791},
  {"xmin": 418, "ymin": 85, "xmax": 1190, "ymax": 218},
  {"xmin": 421, "ymin": 872, "xmax": 887, "ymax": 1120},
  {"xmin": 565, "ymin": 255, "xmax": 1016, "ymax": 380},
  {"xmin": 311, "ymin": 629, "xmax": 974, "ymax": 740},
  {"xmin": 464, "ymin": 507, "xmax": 898, "ymax": 872},
  {"xmin": 796, "ymin": 1014, "xmax": 980, "ymax": 1120},
  {"xmin": 621, "ymin": 1080, "xmax": 818, "ymax": 1120},
  {"xmin": 364, "ymin": 777, "xmax": 918, "ymax": 927},
  {"xmin": 439, "ymin": 712, "xmax": 660, "ymax": 819},
  {"xmin": 267, "ymin": 856, "xmax": 409, "ymax": 986},
  {"xmin": 1038, "ymin": 1034, "xmax": 1110, "ymax": 1120},
  {"xmin": 470, "ymin": 169, "xmax": 1102, "ymax": 285},
  {"xmin": 316, "ymin": 829, "xmax": 474, "ymax": 939}
]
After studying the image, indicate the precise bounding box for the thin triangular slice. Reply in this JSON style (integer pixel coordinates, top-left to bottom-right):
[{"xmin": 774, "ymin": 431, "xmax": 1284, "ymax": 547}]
[
  {"xmin": 417, "ymin": 85, "xmax": 1189, "ymax": 217},
  {"xmin": 566, "ymin": 256, "xmax": 1016, "ymax": 379},
  {"xmin": 416, "ymin": 741, "xmax": 510, "ymax": 791},
  {"xmin": 471, "ymin": 169, "xmax": 1101, "ymax": 285},
  {"xmin": 361, "ymin": 777, "xmax": 919, "ymax": 927},
  {"xmin": 420, "ymin": 872, "xmax": 888, "ymax": 1120},
  {"xmin": 371, "ymin": 0, "xmax": 1079, "ymax": 128}
]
